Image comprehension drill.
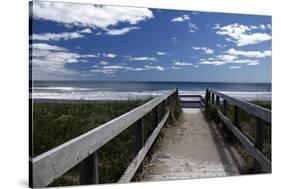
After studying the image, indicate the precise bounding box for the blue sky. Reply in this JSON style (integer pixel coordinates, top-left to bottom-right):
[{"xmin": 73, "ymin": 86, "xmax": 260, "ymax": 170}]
[{"xmin": 31, "ymin": 1, "xmax": 272, "ymax": 83}]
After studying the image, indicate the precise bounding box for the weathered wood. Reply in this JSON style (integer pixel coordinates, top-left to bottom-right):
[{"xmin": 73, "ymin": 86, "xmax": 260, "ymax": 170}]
[
  {"xmin": 223, "ymin": 100, "xmax": 228, "ymax": 116},
  {"xmin": 135, "ymin": 118, "xmax": 144, "ymax": 172},
  {"xmin": 154, "ymin": 105, "xmax": 159, "ymax": 128},
  {"xmin": 80, "ymin": 152, "xmax": 98, "ymax": 185},
  {"xmin": 180, "ymin": 100, "xmax": 202, "ymax": 103},
  {"xmin": 211, "ymin": 93, "xmax": 215, "ymax": 104},
  {"xmin": 208, "ymin": 89, "xmax": 271, "ymax": 123},
  {"xmin": 254, "ymin": 117, "xmax": 265, "ymax": 172},
  {"xmin": 31, "ymin": 89, "xmax": 177, "ymax": 188},
  {"xmin": 135, "ymin": 118, "xmax": 144, "ymax": 154},
  {"xmin": 255, "ymin": 117, "xmax": 265, "ymax": 151},
  {"xmin": 118, "ymin": 111, "xmax": 170, "ymax": 183},
  {"xmin": 200, "ymin": 96, "xmax": 205, "ymax": 108},
  {"xmin": 200, "ymin": 96, "xmax": 205, "ymax": 105},
  {"xmin": 205, "ymin": 89, "xmax": 210, "ymax": 108},
  {"xmin": 216, "ymin": 109, "xmax": 271, "ymax": 172},
  {"xmin": 179, "ymin": 95, "xmax": 202, "ymax": 98},
  {"xmin": 234, "ymin": 106, "xmax": 241, "ymax": 129},
  {"xmin": 216, "ymin": 96, "xmax": 220, "ymax": 106}
]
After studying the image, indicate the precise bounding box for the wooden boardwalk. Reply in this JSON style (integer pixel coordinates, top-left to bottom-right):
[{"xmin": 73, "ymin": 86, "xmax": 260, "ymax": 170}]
[
  {"xmin": 142, "ymin": 108, "xmax": 246, "ymax": 181},
  {"xmin": 30, "ymin": 89, "xmax": 271, "ymax": 187}
]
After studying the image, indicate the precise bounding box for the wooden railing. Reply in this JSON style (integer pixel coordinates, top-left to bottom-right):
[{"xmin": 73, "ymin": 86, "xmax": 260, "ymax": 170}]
[
  {"xmin": 179, "ymin": 94, "xmax": 205, "ymax": 108},
  {"xmin": 205, "ymin": 88, "xmax": 271, "ymax": 173},
  {"xmin": 30, "ymin": 89, "xmax": 179, "ymax": 188}
]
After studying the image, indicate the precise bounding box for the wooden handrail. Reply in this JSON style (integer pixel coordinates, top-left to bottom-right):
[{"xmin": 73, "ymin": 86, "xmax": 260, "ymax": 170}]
[
  {"xmin": 118, "ymin": 110, "xmax": 170, "ymax": 183},
  {"xmin": 205, "ymin": 88, "xmax": 271, "ymax": 173},
  {"xmin": 207, "ymin": 89, "xmax": 271, "ymax": 123},
  {"xmin": 31, "ymin": 89, "xmax": 178, "ymax": 187}
]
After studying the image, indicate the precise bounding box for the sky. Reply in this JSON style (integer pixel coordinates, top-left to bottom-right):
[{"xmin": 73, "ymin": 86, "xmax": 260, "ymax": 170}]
[{"xmin": 31, "ymin": 1, "xmax": 272, "ymax": 83}]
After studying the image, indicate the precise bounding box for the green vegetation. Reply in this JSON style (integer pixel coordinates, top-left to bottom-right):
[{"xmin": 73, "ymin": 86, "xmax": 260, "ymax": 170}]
[
  {"xmin": 32, "ymin": 95, "xmax": 182, "ymax": 186},
  {"xmin": 204, "ymin": 100, "xmax": 271, "ymax": 173}
]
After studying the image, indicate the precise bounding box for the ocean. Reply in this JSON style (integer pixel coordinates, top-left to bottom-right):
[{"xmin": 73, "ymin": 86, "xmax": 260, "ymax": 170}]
[{"xmin": 31, "ymin": 81, "xmax": 272, "ymax": 101}]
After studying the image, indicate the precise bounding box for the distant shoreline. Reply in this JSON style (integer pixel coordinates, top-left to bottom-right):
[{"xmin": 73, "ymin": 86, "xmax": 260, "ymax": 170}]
[{"xmin": 32, "ymin": 98, "xmax": 272, "ymax": 104}]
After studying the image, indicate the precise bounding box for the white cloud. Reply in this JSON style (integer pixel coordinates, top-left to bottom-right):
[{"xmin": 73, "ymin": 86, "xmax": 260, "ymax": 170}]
[
  {"xmin": 105, "ymin": 27, "xmax": 139, "ymax": 36},
  {"xmin": 247, "ymin": 62, "xmax": 260, "ymax": 66},
  {"xmin": 103, "ymin": 53, "xmax": 117, "ymax": 58},
  {"xmin": 32, "ymin": 43, "xmax": 98, "ymax": 78},
  {"xmin": 194, "ymin": 65, "xmax": 199, "ymax": 68},
  {"xmin": 226, "ymin": 48, "xmax": 271, "ymax": 58},
  {"xmin": 216, "ymin": 44, "xmax": 226, "ymax": 48},
  {"xmin": 216, "ymin": 54, "xmax": 237, "ymax": 62},
  {"xmin": 199, "ymin": 60, "xmax": 225, "ymax": 66},
  {"xmin": 100, "ymin": 61, "xmax": 109, "ymax": 65},
  {"xmin": 215, "ymin": 23, "xmax": 271, "ymax": 46},
  {"xmin": 199, "ymin": 53, "xmax": 260, "ymax": 66},
  {"xmin": 188, "ymin": 22, "xmax": 198, "ymax": 33},
  {"xmin": 174, "ymin": 61, "xmax": 193, "ymax": 66},
  {"xmin": 90, "ymin": 69, "xmax": 115, "ymax": 75},
  {"xmin": 192, "ymin": 46, "xmax": 214, "ymax": 54},
  {"xmin": 91, "ymin": 64, "xmax": 165, "ymax": 75},
  {"xmin": 32, "ymin": 43, "xmax": 67, "ymax": 51},
  {"xmin": 80, "ymin": 28, "xmax": 92, "ymax": 33},
  {"xmin": 156, "ymin": 51, "xmax": 167, "ymax": 56},
  {"xmin": 171, "ymin": 66, "xmax": 181, "ymax": 70},
  {"xmin": 103, "ymin": 65, "xmax": 125, "ymax": 70},
  {"xmin": 171, "ymin": 14, "xmax": 198, "ymax": 32},
  {"xmin": 171, "ymin": 37, "xmax": 178, "ymax": 44},
  {"xmin": 171, "ymin": 14, "xmax": 190, "ymax": 22},
  {"xmin": 32, "ymin": 31, "xmax": 84, "ymax": 41},
  {"xmin": 129, "ymin": 56, "xmax": 157, "ymax": 61},
  {"xmin": 32, "ymin": 28, "xmax": 93, "ymax": 41},
  {"xmin": 260, "ymin": 24, "xmax": 266, "ymax": 30},
  {"xmin": 33, "ymin": 1, "xmax": 153, "ymax": 34},
  {"xmin": 232, "ymin": 59, "xmax": 260, "ymax": 65},
  {"xmin": 145, "ymin": 65, "xmax": 165, "ymax": 71},
  {"xmin": 229, "ymin": 66, "xmax": 242, "ymax": 69}
]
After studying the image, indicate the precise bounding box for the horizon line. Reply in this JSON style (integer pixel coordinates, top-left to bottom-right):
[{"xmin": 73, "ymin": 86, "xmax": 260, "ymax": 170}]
[{"xmin": 31, "ymin": 80, "xmax": 272, "ymax": 84}]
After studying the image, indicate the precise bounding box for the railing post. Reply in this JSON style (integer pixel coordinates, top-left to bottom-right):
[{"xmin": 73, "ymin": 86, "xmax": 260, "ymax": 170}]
[
  {"xmin": 254, "ymin": 117, "xmax": 265, "ymax": 173},
  {"xmin": 211, "ymin": 93, "xmax": 215, "ymax": 104},
  {"xmin": 223, "ymin": 99, "xmax": 228, "ymax": 116},
  {"xmin": 148, "ymin": 105, "xmax": 159, "ymax": 161},
  {"xmin": 205, "ymin": 89, "xmax": 210, "ymax": 108},
  {"xmin": 80, "ymin": 152, "xmax": 99, "ymax": 185},
  {"xmin": 167, "ymin": 95, "xmax": 170, "ymax": 107},
  {"xmin": 230, "ymin": 105, "xmax": 240, "ymax": 143},
  {"xmin": 154, "ymin": 105, "xmax": 159, "ymax": 128},
  {"xmin": 176, "ymin": 88, "xmax": 179, "ymax": 103},
  {"xmin": 135, "ymin": 118, "xmax": 144, "ymax": 153},
  {"xmin": 134, "ymin": 118, "xmax": 144, "ymax": 171},
  {"xmin": 234, "ymin": 106, "xmax": 240, "ymax": 129},
  {"xmin": 216, "ymin": 96, "xmax": 220, "ymax": 106}
]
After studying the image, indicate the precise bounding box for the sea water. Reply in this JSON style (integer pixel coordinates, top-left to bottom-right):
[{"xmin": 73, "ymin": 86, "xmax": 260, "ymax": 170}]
[{"xmin": 31, "ymin": 81, "xmax": 272, "ymax": 101}]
